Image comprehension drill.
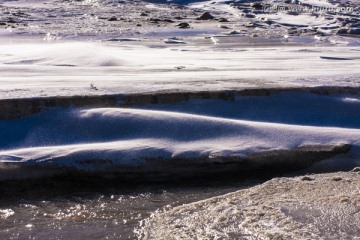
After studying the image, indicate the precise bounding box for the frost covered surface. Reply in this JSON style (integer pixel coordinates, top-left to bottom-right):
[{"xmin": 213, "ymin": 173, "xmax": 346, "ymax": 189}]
[
  {"xmin": 137, "ymin": 171, "xmax": 360, "ymax": 239},
  {"xmin": 1, "ymin": 42, "xmax": 360, "ymax": 99}
]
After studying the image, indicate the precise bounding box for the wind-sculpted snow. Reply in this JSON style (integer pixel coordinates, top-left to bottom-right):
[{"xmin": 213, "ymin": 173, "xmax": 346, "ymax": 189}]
[
  {"xmin": 0, "ymin": 100, "xmax": 359, "ymax": 179},
  {"xmin": 140, "ymin": 92, "xmax": 360, "ymax": 129}
]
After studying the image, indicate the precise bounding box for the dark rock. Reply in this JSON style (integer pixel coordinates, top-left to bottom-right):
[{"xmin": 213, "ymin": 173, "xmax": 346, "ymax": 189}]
[
  {"xmin": 332, "ymin": 177, "xmax": 342, "ymax": 181},
  {"xmin": 197, "ymin": 12, "xmax": 215, "ymax": 20},
  {"xmin": 228, "ymin": 30, "xmax": 243, "ymax": 35},
  {"xmin": 11, "ymin": 11, "xmax": 30, "ymax": 17},
  {"xmin": 348, "ymin": 28, "xmax": 360, "ymax": 34},
  {"xmin": 175, "ymin": 66, "xmax": 186, "ymax": 70},
  {"xmin": 218, "ymin": 18, "xmax": 229, "ymax": 22},
  {"xmin": 148, "ymin": 18, "xmax": 174, "ymax": 23},
  {"xmin": 346, "ymin": 23, "xmax": 360, "ymax": 28},
  {"xmin": 149, "ymin": 18, "xmax": 161, "ymax": 23},
  {"xmin": 288, "ymin": 29, "xmax": 298, "ymax": 35},
  {"xmin": 107, "ymin": 17, "xmax": 118, "ymax": 21},
  {"xmin": 320, "ymin": 56, "xmax": 353, "ymax": 60},
  {"xmin": 136, "ymin": 23, "xmax": 142, "ymax": 27},
  {"xmin": 251, "ymin": 3, "xmax": 263, "ymax": 10},
  {"xmin": 0, "ymin": 22, "xmax": 6, "ymax": 26},
  {"xmin": 301, "ymin": 176, "xmax": 315, "ymax": 181},
  {"xmin": 6, "ymin": 18, "xmax": 18, "ymax": 24},
  {"xmin": 243, "ymin": 13, "xmax": 256, "ymax": 18},
  {"xmin": 336, "ymin": 28, "xmax": 348, "ymax": 34},
  {"xmin": 163, "ymin": 19, "xmax": 174, "ymax": 23},
  {"xmin": 219, "ymin": 25, "xmax": 230, "ymax": 29},
  {"xmin": 140, "ymin": 12, "xmax": 148, "ymax": 16},
  {"xmin": 287, "ymin": 11, "xmax": 299, "ymax": 16},
  {"xmin": 242, "ymin": 9, "xmax": 252, "ymax": 13},
  {"xmin": 319, "ymin": 25, "xmax": 340, "ymax": 30},
  {"xmin": 174, "ymin": 16, "xmax": 183, "ymax": 20},
  {"xmin": 177, "ymin": 22, "xmax": 190, "ymax": 29}
]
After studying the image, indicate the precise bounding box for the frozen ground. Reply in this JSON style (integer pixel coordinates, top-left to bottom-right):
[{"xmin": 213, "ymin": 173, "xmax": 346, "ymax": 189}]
[
  {"xmin": 137, "ymin": 171, "xmax": 360, "ymax": 239},
  {"xmin": 1, "ymin": 0, "xmax": 359, "ymax": 42}
]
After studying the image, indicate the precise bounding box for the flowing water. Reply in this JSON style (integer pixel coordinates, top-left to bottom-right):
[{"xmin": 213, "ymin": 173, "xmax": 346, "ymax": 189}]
[{"xmin": 0, "ymin": 175, "xmax": 261, "ymax": 239}]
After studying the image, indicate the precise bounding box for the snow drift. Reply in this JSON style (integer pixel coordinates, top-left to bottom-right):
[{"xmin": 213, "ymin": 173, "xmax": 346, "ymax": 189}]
[{"xmin": 1, "ymin": 92, "xmax": 360, "ymax": 180}]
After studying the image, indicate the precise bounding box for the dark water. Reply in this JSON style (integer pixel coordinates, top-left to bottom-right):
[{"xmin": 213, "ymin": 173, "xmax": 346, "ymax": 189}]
[{"xmin": 0, "ymin": 175, "xmax": 261, "ymax": 239}]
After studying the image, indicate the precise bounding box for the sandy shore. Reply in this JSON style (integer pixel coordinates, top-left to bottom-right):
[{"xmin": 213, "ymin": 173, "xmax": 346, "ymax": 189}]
[{"xmin": 138, "ymin": 170, "xmax": 360, "ymax": 239}]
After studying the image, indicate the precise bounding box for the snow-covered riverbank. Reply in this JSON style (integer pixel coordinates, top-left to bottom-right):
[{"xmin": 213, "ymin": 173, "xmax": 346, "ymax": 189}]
[{"xmin": 1, "ymin": 91, "xmax": 360, "ymax": 180}]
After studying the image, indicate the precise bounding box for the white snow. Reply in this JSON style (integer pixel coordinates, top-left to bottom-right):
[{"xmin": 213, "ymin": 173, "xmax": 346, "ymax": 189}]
[
  {"xmin": 263, "ymin": 12, "xmax": 333, "ymax": 27},
  {"xmin": 0, "ymin": 42, "xmax": 360, "ymax": 99},
  {"xmin": 1, "ymin": 42, "xmax": 360, "ymax": 179},
  {"xmin": 301, "ymin": 0, "xmax": 338, "ymax": 8},
  {"xmin": 0, "ymin": 94, "xmax": 360, "ymax": 176}
]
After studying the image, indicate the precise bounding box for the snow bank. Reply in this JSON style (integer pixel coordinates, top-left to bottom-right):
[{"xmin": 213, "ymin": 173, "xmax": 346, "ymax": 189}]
[{"xmin": 0, "ymin": 93, "xmax": 359, "ymax": 179}]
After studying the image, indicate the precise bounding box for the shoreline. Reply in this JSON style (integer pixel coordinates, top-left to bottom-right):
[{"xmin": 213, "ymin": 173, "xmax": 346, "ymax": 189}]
[{"xmin": 137, "ymin": 170, "xmax": 360, "ymax": 239}]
